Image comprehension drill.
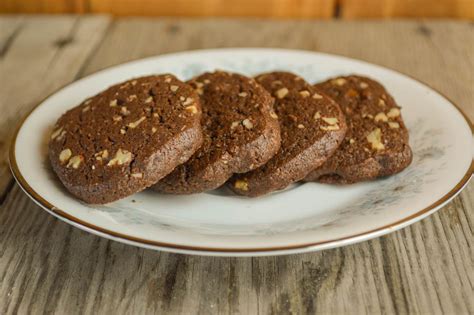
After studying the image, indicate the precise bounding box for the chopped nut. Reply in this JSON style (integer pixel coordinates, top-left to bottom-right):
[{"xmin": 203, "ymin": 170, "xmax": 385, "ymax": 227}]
[
  {"xmin": 109, "ymin": 99, "xmax": 118, "ymax": 107},
  {"xmin": 182, "ymin": 97, "xmax": 194, "ymax": 106},
  {"xmin": 59, "ymin": 149, "xmax": 72, "ymax": 164},
  {"xmin": 297, "ymin": 124, "xmax": 305, "ymax": 129},
  {"xmin": 170, "ymin": 85, "xmax": 179, "ymax": 92},
  {"xmin": 271, "ymin": 80, "xmax": 282, "ymax": 87},
  {"xmin": 67, "ymin": 155, "xmax": 83, "ymax": 169},
  {"xmin": 230, "ymin": 121, "xmax": 240, "ymax": 130},
  {"xmin": 388, "ymin": 122, "xmax": 400, "ymax": 129},
  {"xmin": 120, "ymin": 128, "xmax": 126, "ymax": 135},
  {"xmin": 312, "ymin": 93, "xmax": 323, "ymax": 99},
  {"xmin": 299, "ymin": 90, "xmax": 311, "ymax": 98},
  {"xmin": 195, "ymin": 82, "xmax": 204, "ymax": 88},
  {"xmin": 82, "ymin": 105, "xmax": 90, "ymax": 113},
  {"xmin": 57, "ymin": 130, "xmax": 66, "ymax": 141},
  {"xmin": 387, "ymin": 108, "xmax": 401, "ymax": 118},
  {"xmin": 203, "ymin": 79, "xmax": 210, "ymax": 84},
  {"xmin": 153, "ymin": 113, "xmax": 159, "ymax": 118},
  {"xmin": 95, "ymin": 150, "xmax": 109, "ymax": 161},
  {"xmin": 349, "ymin": 138, "xmax": 355, "ymax": 144},
  {"xmin": 131, "ymin": 80, "xmax": 137, "ymax": 86},
  {"xmin": 362, "ymin": 113, "xmax": 374, "ymax": 119},
  {"xmin": 185, "ymin": 105, "xmax": 198, "ymax": 114},
  {"xmin": 270, "ymin": 111, "xmax": 278, "ymax": 119},
  {"xmin": 113, "ymin": 115, "xmax": 122, "ymax": 122},
  {"xmin": 322, "ymin": 117, "xmax": 339, "ymax": 125},
  {"xmin": 374, "ymin": 112, "xmax": 388, "ymax": 122},
  {"xmin": 145, "ymin": 96, "xmax": 153, "ymax": 103},
  {"xmin": 51, "ymin": 127, "xmax": 63, "ymax": 140},
  {"xmin": 107, "ymin": 149, "xmax": 132, "ymax": 166},
  {"xmin": 238, "ymin": 92, "xmax": 248, "ymax": 97},
  {"xmin": 131, "ymin": 173, "xmax": 143, "ymax": 179},
  {"xmin": 313, "ymin": 112, "xmax": 321, "ymax": 120},
  {"xmin": 367, "ymin": 128, "xmax": 385, "ymax": 150},
  {"xmin": 196, "ymin": 88, "xmax": 203, "ymax": 95},
  {"xmin": 234, "ymin": 179, "xmax": 249, "ymax": 191},
  {"xmin": 92, "ymin": 165, "xmax": 96, "ymax": 170},
  {"xmin": 378, "ymin": 99, "xmax": 386, "ymax": 107},
  {"xmin": 180, "ymin": 96, "xmax": 185, "ymax": 101},
  {"xmin": 275, "ymin": 88, "xmax": 289, "ymax": 99},
  {"xmin": 121, "ymin": 107, "xmax": 130, "ymax": 115},
  {"xmin": 332, "ymin": 78, "xmax": 347, "ymax": 86},
  {"xmin": 242, "ymin": 118, "xmax": 253, "ymax": 129},
  {"xmin": 151, "ymin": 127, "xmax": 157, "ymax": 133},
  {"xmin": 128, "ymin": 116, "xmax": 146, "ymax": 128},
  {"xmin": 164, "ymin": 77, "xmax": 172, "ymax": 83},
  {"xmin": 320, "ymin": 125, "xmax": 340, "ymax": 131},
  {"xmin": 359, "ymin": 82, "xmax": 369, "ymax": 89},
  {"xmin": 127, "ymin": 94, "xmax": 137, "ymax": 101}
]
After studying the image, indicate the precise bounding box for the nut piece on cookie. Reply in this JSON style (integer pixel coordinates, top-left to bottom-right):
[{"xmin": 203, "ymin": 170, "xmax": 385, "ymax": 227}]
[{"xmin": 48, "ymin": 75, "xmax": 203, "ymax": 204}]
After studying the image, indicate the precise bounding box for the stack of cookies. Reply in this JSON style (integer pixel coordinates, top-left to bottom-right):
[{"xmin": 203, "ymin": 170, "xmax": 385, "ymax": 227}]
[{"xmin": 49, "ymin": 71, "xmax": 412, "ymax": 204}]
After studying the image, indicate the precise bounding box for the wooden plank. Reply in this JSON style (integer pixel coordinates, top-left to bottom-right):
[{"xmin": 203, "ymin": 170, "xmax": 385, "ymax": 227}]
[
  {"xmin": 341, "ymin": 0, "xmax": 474, "ymax": 19},
  {"xmin": 0, "ymin": 15, "xmax": 111, "ymax": 200},
  {"xmin": 88, "ymin": 0, "xmax": 336, "ymax": 18},
  {"xmin": 0, "ymin": 0, "xmax": 336, "ymax": 18},
  {"xmin": 0, "ymin": 18, "xmax": 472, "ymax": 314},
  {"xmin": 0, "ymin": 0, "xmax": 85, "ymax": 14}
]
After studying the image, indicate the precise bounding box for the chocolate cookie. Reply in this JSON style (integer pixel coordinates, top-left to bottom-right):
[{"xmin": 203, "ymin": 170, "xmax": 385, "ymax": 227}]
[
  {"xmin": 229, "ymin": 72, "xmax": 347, "ymax": 197},
  {"xmin": 152, "ymin": 71, "xmax": 281, "ymax": 194},
  {"xmin": 304, "ymin": 75, "xmax": 412, "ymax": 183},
  {"xmin": 49, "ymin": 75, "xmax": 203, "ymax": 204}
]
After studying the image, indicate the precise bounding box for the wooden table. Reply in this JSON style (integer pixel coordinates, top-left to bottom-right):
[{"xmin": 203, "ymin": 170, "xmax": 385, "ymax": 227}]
[{"xmin": 1, "ymin": 16, "xmax": 472, "ymax": 314}]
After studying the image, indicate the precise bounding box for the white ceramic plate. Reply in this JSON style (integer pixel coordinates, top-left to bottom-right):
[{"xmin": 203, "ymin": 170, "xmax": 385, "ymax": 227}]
[{"xmin": 10, "ymin": 48, "xmax": 473, "ymax": 256}]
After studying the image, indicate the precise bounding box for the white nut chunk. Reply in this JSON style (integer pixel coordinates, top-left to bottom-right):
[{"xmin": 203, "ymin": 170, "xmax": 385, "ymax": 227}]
[
  {"xmin": 107, "ymin": 149, "xmax": 132, "ymax": 166},
  {"xmin": 67, "ymin": 155, "xmax": 83, "ymax": 169},
  {"xmin": 322, "ymin": 117, "xmax": 339, "ymax": 125},
  {"xmin": 331, "ymin": 78, "xmax": 346, "ymax": 86},
  {"xmin": 367, "ymin": 128, "xmax": 385, "ymax": 151},
  {"xmin": 170, "ymin": 85, "xmax": 179, "ymax": 92},
  {"xmin": 387, "ymin": 108, "xmax": 401, "ymax": 118},
  {"xmin": 182, "ymin": 97, "xmax": 194, "ymax": 106},
  {"xmin": 59, "ymin": 149, "xmax": 72, "ymax": 163},
  {"xmin": 234, "ymin": 179, "xmax": 249, "ymax": 191},
  {"xmin": 127, "ymin": 116, "xmax": 146, "ymax": 129},
  {"xmin": 242, "ymin": 118, "xmax": 253, "ymax": 130},
  {"xmin": 299, "ymin": 90, "xmax": 311, "ymax": 98},
  {"xmin": 275, "ymin": 87, "xmax": 289, "ymax": 99},
  {"xmin": 374, "ymin": 112, "xmax": 388, "ymax": 122},
  {"xmin": 185, "ymin": 105, "xmax": 198, "ymax": 114},
  {"xmin": 312, "ymin": 93, "xmax": 323, "ymax": 99},
  {"xmin": 51, "ymin": 127, "xmax": 64, "ymax": 140}
]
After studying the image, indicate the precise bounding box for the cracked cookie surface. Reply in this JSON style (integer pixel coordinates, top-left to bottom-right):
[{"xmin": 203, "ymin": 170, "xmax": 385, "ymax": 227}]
[{"xmin": 49, "ymin": 75, "xmax": 203, "ymax": 204}]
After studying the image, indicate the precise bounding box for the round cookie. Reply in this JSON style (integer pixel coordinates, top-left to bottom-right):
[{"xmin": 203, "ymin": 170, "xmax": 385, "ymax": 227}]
[
  {"xmin": 304, "ymin": 75, "xmax": 412, "ymax": 183},
  {"xmin": 49, "ymin": 74, "xmax": 203, "ymax": 204},
  {"xmin": 228, "ymin": 72, "xmax": 347, "ymax": 197},
  {"xmin": 152, "ymin": 71, "xmax": 281, "ymax": 194}
]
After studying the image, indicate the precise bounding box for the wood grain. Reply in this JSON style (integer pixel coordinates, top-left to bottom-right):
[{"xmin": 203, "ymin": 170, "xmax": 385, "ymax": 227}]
[
  {"xmin": 341, "ymin": 0, "xmax": 474, "ymax": 19},
  {"xmin": 2, "ymin": 0, "xmax": 473, "ymax": 19},
  {"xmin": 0, "ymin": 17, "xmax": 473, "ymax": 314},
  {"xmin": 0, "ymin": 15, "xmax": 110, "ymax": 200}
]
